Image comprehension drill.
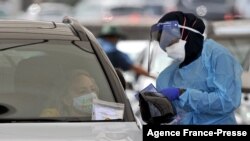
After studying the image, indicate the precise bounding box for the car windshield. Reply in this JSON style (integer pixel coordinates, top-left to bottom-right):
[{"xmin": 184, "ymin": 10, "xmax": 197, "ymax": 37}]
[{"xmin": 0, "ymin": 40, "xmax": 116, "ymax": 122}]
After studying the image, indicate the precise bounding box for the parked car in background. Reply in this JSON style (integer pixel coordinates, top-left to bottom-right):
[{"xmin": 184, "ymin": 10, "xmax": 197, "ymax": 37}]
[
  {"xmin": 19, "ymin": 2, "xmax": 73, "ymax": 22},
  {"xmin": 0, "ymin": 17, "xmax": 142, "ymax": 140},
  {"xmin": 176, "ymin": 0, "xmax": 238, "ymax": 21},
  {"xmin": 0, "ymin": 0, "xmax": 21, "ymax": 19},
  {"xmin": 73, "ymin": 0, "xmax": 176, "ymax": 26},
  {"xmin": 74, "ymin": 0, "xmax": 142, "ymax": 25}
]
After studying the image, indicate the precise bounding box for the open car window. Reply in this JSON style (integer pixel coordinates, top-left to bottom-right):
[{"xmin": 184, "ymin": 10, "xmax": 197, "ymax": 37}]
[{"xmin": 0, "ymin": 40, "xmax": 124, "ymax": 122}]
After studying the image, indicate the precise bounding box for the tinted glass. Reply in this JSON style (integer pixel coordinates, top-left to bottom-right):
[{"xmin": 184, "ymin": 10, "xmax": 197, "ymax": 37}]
[{"xmin": 0, "ymin": 40, "xmax": 116, "ymax": 121}]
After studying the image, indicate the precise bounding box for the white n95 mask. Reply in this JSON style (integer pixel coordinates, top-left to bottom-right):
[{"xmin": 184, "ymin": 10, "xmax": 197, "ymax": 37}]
[
  {"xmin": 165, "ymin": 39, "xmax": 186, "ymax": 62},
  {"xmin": 73, "ymin": 92, "xmax": 98, "ymax": 115}
]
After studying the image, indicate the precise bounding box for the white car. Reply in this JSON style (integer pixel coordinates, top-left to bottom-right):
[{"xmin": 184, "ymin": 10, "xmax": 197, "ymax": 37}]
[{"xmin": 0, "ymin": 17, "xmax": 142, "ymax": 140}]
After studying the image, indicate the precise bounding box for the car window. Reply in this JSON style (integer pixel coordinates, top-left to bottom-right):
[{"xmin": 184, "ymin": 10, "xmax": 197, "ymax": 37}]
[{"xmin": 0, "ymin": 40, "xmax": 116, "ymax": 121}]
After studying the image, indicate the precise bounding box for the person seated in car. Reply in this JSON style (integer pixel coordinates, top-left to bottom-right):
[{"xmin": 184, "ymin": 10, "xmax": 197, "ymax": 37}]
[{"xmin": 41, "ymin": 70, "xmax": 99, "ymax": 118}]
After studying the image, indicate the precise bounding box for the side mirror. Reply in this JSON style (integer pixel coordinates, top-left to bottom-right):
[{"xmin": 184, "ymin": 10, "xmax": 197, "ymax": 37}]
[
  {"xmin": 138, "ymin": 92, "xmax": 177, "ymax": 125},
  {"xmin": 0, "ymin": 103, "xmax": 15, "ymax": 116},
  {"xmin": 115, "ymin": 68, "xmax": 126, "ymax": 90}
]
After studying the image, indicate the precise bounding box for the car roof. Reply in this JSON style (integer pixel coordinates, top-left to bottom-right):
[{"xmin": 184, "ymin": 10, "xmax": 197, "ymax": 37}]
[{"xmin": 0, "ymin": 20, "xmax": 80, "ymax": 40}]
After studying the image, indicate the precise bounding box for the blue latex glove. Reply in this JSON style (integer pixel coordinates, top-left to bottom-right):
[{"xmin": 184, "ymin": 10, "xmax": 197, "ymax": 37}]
[{"xmin": 159, "ymin": 87, "xmax": 180, "ymax": 101}]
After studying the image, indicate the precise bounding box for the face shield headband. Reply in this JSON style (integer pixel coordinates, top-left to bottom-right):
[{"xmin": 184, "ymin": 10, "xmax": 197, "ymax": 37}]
[
  {"xmin": 147, "ymin": 20, "xmax": 204, "ymax": 73},
  {"xmin": 150, "ymin": 20, "xmax": 203, "ymax": 51}
]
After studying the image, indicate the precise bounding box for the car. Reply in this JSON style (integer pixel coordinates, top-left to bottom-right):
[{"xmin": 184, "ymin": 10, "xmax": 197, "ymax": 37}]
[
  {"xmin": 0, "ymin": 17, "xmax": 142, "ymax": 140},
  {"xmin": 0, "ymin": 0, "xmax": 21, "ymax": 19},
  {"xmin": 73, "ymin": 0, "xmax": 170, "ymax": 26},
  {"xmin": 19, "ymin": 2, "xmax": 73, "ymax": 22},
  {"xmin": 73, "ymin": 0, "xmax": 142, "ymax": 25},
  {"xmin": 176, "ymin": 0, "xmax": 237, "ymax": 21}
]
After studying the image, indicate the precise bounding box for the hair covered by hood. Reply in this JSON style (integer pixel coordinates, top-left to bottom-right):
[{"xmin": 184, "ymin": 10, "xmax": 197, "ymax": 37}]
[{"xmin": 158, "ymin": 11, "xmax": 205, "ymax": 68}]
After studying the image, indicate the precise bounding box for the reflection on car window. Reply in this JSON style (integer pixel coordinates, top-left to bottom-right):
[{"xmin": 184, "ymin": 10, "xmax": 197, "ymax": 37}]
[{"xmin": 0, "ymin": 40, "xmax": 115, "ymax": 121}]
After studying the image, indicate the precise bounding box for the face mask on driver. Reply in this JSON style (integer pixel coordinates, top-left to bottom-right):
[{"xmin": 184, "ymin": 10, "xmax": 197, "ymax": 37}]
[
  {"xmin": 165, "ymin": 39, "xmax": 186, "ymax": 62},
  {"xmin": 73, "ymin": 92, "xmax": 98, "ymax": 114}
]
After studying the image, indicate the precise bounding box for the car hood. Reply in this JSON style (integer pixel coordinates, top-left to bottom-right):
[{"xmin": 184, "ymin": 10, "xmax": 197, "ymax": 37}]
[{"xmin": 0, "ymin": 122, "xmax": 142, "ymax": 141}]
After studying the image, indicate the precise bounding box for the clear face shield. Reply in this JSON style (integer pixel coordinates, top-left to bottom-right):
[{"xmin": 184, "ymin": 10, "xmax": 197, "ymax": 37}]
[
  {"xmin": 151, "ymin": 21, "xmax": 181, "ymax": 51},
  {"xmin": 147, "ymin": 20, "xmax": 203, "ymax": 74}
]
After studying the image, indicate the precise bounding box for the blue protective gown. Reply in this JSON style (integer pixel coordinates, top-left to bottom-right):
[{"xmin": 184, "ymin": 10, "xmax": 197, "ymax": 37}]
[{"xmin": 156, "ymin": 39, "xmax": 243, "ymax": 124}]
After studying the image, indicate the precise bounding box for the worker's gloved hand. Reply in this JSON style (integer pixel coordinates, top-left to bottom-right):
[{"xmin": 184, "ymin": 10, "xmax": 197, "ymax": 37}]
[{"xmin": 159, "ymin": 87, "xmax": 181, "ymax": 101}]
